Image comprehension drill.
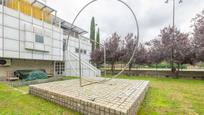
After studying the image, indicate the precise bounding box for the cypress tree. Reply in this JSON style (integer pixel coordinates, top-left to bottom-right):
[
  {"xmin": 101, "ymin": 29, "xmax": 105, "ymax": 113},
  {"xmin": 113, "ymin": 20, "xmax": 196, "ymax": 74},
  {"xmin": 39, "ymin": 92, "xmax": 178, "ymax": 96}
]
[
  {"xmin": 96, "ymin": 28, "xmax": 100, "ymax": 48},
  {"xmin": 90, "ymin": 17, "xmax": 96, "ymax": 52}
]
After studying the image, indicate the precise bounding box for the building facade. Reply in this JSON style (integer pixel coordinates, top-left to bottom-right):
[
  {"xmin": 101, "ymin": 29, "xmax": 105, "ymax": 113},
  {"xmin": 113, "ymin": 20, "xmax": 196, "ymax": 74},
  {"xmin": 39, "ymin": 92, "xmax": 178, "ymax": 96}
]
[{"xmin": 0, "ymin": 0, "xmax": 100, "ymax": 80}]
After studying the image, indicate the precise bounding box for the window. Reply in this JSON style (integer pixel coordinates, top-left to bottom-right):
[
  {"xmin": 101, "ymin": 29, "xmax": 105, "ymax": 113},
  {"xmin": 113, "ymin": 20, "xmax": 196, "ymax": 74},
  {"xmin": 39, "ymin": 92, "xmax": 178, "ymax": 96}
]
[
  {"xmin": 75, "ymin": 48, "xmax": 87, "ymax": 55},
  {"xmin": 69, "ymin": 31, "xmax": 79, "ymax": 38},
  {"xmin": 35, "ymin": 34, "xmax": 44, "ymax": 43},
  {"xmin": 0, "ymin": 0, "xmax": 5, "ymax": 5},
  {"xmin": 63, "ymin": 39, "xmax": 66, "ymax": 51},
  {"xmin": 55, "ymin": 62, "xmax": 65, "ymax": 75},
  {"xmin": 69, "ymin": 31, "xmax": 75, "ymax": 37},
  {"xmin": 75, "ymin": 32, "xmax": 79, "ymax": 38},
  {"xmin": 75, "ymin": 48, "xmax": 79, "ymax": 53},
  {"xmin": 84, "ymin": 50, "xmax": 87, "ymax": 55},
  {"xmin": 80, "ymin": 49, "xmax": 83, "ymax": 53}
]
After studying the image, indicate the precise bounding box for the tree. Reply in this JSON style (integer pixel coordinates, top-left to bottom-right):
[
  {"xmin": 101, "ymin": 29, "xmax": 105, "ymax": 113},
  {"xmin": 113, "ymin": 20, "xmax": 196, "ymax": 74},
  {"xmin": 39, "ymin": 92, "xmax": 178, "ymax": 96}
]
[
  {"xmin": 91, "ymin": 33, "xmax": 122, "ymax": 73},
  {"xmin": 120, "ymin": 33, "xmax": 139, "ymax": 70},
  {"xmin": 173, "ymin": 32, "xmax": 195, "ymax": 72},
  {"xmin": 134, "ymin": 44, "xmax": 148, "ymax": 67},
  {"xmin": 105, "ymin": 33, "xmax": 123, "ymax": 73},
  {"xmin": 152, "ymin": 26, "xmax": 195, "ymax": 75},
  {"xmin": 90, "ymin": 17, "xmax": 96, "ymax": 52},
  {"xmin": 192, "ymin": 10, "xmax": 204, "ymax": 61},
  {"xmin": 91, "ymin": 48, "xmax": 104, "ymax": 68},
  {"xmin": 158, "ymin": 26, "xmax": 184, "ymax": 72},
  {"xmin": 159, "ymin": 26, "xmax": 175, "ymax": 68},
  {"xmin": 96, "ymin": 28, "xmax": 100, "ymax": 48},
  {"xmin": 146, "ymin": 39, "xmax": 165, "ymax": 68}
]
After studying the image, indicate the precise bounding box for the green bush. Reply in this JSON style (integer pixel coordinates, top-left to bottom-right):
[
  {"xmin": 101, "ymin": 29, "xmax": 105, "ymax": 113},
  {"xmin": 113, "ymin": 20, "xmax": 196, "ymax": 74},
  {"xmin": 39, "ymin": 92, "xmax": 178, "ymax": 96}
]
[
  {"xmin": 148, "ymin": 63, "xmax": 187, "ymax": 69},
  {"xmin": 135, "ymin": 62, "xmax": 187, "ymax": 69}
]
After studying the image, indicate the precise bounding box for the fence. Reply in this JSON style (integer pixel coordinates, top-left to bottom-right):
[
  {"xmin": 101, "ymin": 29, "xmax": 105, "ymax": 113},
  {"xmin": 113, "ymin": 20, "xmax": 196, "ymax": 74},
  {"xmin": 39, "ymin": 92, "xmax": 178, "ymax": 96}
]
[{"xmin": 106, "ymin": 70, "xmax": 204, "ymax": 80}]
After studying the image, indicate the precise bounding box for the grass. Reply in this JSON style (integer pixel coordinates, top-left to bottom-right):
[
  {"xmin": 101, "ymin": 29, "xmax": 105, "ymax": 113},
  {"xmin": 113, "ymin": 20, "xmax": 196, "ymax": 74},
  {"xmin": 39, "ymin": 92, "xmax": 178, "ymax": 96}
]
[
  {"xmin": 0, "ymin": 77, "xmax": 80, "ymax": 115},
  {"xmin": 0, "ymin": 76, "xmax": 204, "ymax": 115},
  {"xmin": 112, "ymin": 75, "xmax": 204, "ymax": 115}
]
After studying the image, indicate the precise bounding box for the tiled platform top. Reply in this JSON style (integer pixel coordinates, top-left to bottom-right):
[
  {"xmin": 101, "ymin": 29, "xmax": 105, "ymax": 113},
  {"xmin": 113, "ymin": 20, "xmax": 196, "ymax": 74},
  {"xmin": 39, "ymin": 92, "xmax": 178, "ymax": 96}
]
[{"xmin": 30, "ymin": 78, "xmax": 149, "ymax": 115}]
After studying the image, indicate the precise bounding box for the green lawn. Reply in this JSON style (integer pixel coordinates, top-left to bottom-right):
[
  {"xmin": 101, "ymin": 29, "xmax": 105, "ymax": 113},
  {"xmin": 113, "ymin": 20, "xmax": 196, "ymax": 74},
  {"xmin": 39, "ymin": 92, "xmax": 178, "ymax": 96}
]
[
  {"xmin": 115, "ymin": 75, "xmax": 204, "ymax": 115},
  {"xmin": 0, "ymin": 77, "xmax": 80, "ymax": 115},
  {"xmin": 0, "ymin": 76, "xmax": 204, "ymax": 115}
]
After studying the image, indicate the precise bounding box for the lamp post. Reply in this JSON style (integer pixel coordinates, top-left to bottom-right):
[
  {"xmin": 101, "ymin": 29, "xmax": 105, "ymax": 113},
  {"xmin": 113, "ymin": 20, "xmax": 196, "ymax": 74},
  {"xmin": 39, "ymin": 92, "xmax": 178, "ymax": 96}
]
[{"xmin": 165, "ymin": 0, "xmax": 183, "ymax": 72}]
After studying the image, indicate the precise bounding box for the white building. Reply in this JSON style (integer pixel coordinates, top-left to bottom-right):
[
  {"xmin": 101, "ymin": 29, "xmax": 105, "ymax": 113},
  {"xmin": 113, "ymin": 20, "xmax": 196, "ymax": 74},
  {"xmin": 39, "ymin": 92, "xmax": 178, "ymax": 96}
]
[{"xmin": 0, "ymin": 0, "xmax": 100, "ymax": 80}]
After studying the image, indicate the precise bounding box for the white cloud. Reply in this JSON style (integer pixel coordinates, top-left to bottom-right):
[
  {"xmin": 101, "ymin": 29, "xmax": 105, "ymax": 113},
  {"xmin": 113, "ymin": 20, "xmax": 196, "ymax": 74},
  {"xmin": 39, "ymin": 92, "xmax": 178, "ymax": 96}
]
[{"xmin": 47, "ymin": 0, "xmax": 204, "ymax": 42}]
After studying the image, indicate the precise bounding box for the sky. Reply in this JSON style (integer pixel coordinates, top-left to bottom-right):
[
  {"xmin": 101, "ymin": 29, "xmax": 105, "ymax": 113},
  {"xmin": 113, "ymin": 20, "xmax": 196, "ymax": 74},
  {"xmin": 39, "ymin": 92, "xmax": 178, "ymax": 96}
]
[{"xmin": 45, "ymin": 0, "xmax": 204, "ymax": 43}]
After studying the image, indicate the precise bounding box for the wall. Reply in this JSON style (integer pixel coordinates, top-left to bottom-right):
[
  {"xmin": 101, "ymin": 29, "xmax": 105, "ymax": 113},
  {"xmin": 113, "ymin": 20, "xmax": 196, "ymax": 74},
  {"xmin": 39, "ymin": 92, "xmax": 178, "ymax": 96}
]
[
  {"xmin": 66, "ymin": 36, "xmax": 91, "ymax": 62},
  {"xmin": 0, "ymin": 6, "xmax": 63, "ymax": 61},
  {"xmin": 64, "ymin": 36, "xmax": 101, "ymax": 77},
  {"xmin": 64, "ymin": 52, "xmax": 101, "ymax": 77},
  {"xmin": 0, "ymin": 59, "xmax": 54, "ymax": 80},
  {"xmin": 106, "ymin": 70, "xmax": 204, "ymax": 80}
]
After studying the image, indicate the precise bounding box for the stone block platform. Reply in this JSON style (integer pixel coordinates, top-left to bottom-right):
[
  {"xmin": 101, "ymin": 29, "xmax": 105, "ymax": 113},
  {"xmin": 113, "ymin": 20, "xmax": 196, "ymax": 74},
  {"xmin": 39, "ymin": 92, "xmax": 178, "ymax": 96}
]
[{"xmin": 29, "ymin": 78, "xmax": 149, "ymax": 115}]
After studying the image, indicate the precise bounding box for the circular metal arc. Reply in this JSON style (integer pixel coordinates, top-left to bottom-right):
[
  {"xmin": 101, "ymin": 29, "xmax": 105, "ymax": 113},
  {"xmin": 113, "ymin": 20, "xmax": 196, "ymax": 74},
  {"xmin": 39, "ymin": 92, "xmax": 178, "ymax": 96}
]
[{"xmin": 66, "ymin": 0, "xmax": 140, "ymax": 86}]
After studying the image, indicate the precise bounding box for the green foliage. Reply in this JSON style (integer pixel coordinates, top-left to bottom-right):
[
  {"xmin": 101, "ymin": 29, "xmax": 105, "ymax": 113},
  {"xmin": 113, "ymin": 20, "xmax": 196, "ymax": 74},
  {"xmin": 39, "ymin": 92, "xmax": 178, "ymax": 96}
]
[
  {"xmin": 96, "ymin": 28, "xmax": 100, "ymax": 48},
  {"xmin": 197, "ymin": 62, "xmax": 204, "ymax": 68},
  {"xmin": 90, "ymin": 17, "xmax": 96, "ymax": 52},
  {"xmin": 128, "ymin": 62, "xmax": 187, "ymax": 69},
  {"xmin": 148, "ymin": 63, "xmax": 187, "ymax": 69}
]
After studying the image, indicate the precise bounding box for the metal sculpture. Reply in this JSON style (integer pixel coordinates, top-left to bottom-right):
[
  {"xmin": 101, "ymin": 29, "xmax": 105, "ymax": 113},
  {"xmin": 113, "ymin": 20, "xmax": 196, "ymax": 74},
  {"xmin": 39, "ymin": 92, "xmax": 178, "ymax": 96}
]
[{"xmin": 66, "ymin": 0, "xmax": 140, "ymax": 87}]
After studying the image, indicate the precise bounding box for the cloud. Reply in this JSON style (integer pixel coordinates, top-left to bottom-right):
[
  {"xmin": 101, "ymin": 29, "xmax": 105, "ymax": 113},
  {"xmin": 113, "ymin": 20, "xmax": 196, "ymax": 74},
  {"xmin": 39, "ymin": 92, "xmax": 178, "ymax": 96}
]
[{"xmin": 47, "ymin": 0, "xmax": 204, "ymax": 43}]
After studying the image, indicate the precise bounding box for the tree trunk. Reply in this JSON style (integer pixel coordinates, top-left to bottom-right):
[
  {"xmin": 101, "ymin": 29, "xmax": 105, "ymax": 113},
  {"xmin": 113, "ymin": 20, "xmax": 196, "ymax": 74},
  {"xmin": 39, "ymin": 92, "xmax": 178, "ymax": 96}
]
[
  {"xmin": 111, "ymin": 64, "xmax": 114, "ymax": 75},
  {"xmin": 96, "ymin": 63, "xmax": 99, "ymax": 69},
  {"xmin": 178, "ymin": 64, "xmax": 181, "ymax": 77},
  {"xmin": 156, "ymin": 63, "xmax": 158, "ymax": 76},
  {"xmin": 128, "ymin": 63, "xmax": 133, "ymax": 76},
  {"xmin": 171, "ymin": 61, "xmax": 176, "ymax": 74},
  {"xmin": 175, "ymin": 63, "xmax": 180, "ymax": 78},
  {"xmin": 129, "ymin": 63, "xmax": 132, "ymax": 71}
]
